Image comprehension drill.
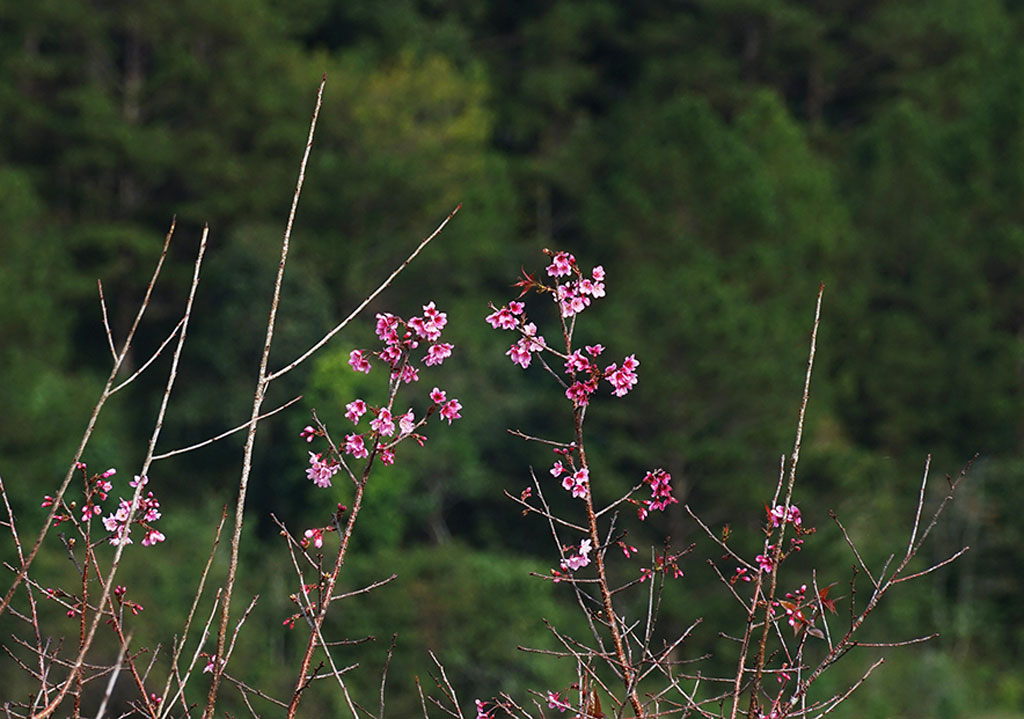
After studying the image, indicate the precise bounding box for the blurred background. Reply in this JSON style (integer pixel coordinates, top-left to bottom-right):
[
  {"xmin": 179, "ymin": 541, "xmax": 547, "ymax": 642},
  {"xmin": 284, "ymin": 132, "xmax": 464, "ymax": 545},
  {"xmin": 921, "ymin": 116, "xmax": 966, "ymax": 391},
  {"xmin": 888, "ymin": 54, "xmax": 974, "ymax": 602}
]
[{"xmin": 1, "ymin": 1, "xmax": 1022, "ymax": 716}]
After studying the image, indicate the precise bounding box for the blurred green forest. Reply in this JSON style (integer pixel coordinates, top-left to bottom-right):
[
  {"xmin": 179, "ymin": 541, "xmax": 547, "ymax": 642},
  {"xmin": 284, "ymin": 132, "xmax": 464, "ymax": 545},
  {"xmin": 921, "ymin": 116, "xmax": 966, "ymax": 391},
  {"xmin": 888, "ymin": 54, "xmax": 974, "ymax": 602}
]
[{"xmin": 2, "ymin": 0, "xmax": 1023, "ymax": 716}]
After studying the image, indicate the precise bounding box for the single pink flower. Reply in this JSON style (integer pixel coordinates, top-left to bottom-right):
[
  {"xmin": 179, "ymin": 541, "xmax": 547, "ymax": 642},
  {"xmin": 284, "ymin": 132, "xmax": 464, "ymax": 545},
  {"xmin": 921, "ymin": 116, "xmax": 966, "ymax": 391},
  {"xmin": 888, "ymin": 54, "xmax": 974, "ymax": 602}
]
[
  {"xmin": 349, "ymin": 349, "xmax": 372, "ymax": 374},
  {"xmin": 440, "ymin": 399, "xmax": 462, "ymax": 424},
  {"xmin": 345, "ymin": 399, "xmax": 368, "ymax": 424}
]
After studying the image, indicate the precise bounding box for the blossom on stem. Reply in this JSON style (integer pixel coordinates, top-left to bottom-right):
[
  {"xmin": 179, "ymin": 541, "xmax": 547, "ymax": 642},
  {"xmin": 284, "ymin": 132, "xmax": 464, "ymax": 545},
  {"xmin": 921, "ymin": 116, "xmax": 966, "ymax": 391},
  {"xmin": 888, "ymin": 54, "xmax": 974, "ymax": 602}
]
[
  {"xmin": 560, "ymin": 538, "xmax": 593, "ymax": 572},
  {"xmin": 398, "ymin": 410, "xmax": 416, "ymax": 435},
  {"xmin": 349, "ymin": 349, "xmax": 372, "ymax": 374},
  {"xmin": 370, "ymin": 408, "xmax": 396, "ymax": 437},
  {"xmin": 546, "ymin": 251, "xmax": 575, "ymax": 278},
  {"xmin": 424, "ymin": 342, "xmax": 453, "ymax": 366},
  {"xmin": 303, "ymin": 527, "xmax": 324, "ymax": 549},
  {"xmin": 306, "ymin": 452, "xmax": 339, "ymax": 488},
  {"xmin": 344, "ymin": 434, "xmax": 369, "ymax": 460},
  {"xmin": 485, "ymin": 306, "xmax": 519, "ymax": 330},
  {"xmin": 637, "ymin": 468, "xmax": 678, "ymax": 520},
  {"xmin": 561, "ymin": 468, "xmax": 589, "ymax": 499},
  {"xmin": 440, "ymin": 399, "xmax": 462, "ymax": 424},
  {"xmin": 605, "ymin": 354, "xmax": 639, "ymax": 397},
  {"xmin": 345, "ymin": 399, "xmax": 368, "ymax": 424},
  {"xmin": 547, "ymin": 692, "xmax": 570, "ymax": 712}
]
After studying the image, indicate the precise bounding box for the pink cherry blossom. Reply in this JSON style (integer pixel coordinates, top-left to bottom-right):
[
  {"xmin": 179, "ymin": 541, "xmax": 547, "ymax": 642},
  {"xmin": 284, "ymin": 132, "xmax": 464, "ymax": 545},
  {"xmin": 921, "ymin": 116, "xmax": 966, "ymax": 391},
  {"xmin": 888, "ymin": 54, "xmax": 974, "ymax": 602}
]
[
  {"xmin": 424, "ymin": 342, "xmax": 453, "ymax": 366},
  {"xmin": 430, "ymin": 387, "xmax": 447, "ymax": 404},
  {"xmin": 303, "ymin": 527, "xmax": 324, "ymax": 549},
  {"xmin": 506, "ymin": 338, "xmax": 534, "ymax": 368},
  {"xmin": 345, "ymin": 399, "xmax": 368, "ymax": 424},
  {"xmin": 306, "ymin": 451, "xmax": 339, "ymax": 488},
  {"xmin": 485, "ymin": 306, "xmax": 519, "ymax": 330},
  {"xmin": 605, "ymin": 354, "xmax": 639, "ymax": 397},
  {"xmin": 440, "ymin": 399, "xmax": 462, "ymax": 424},
  {"xmin": 398, "ymin": 411, "xmax": 416, "ymax": 435},
  {"xmin": 344, "ymin": 434, "xmax": 369, "ymax": 460},
  {"xmin": 379, "ymin": 447, "xmax": 396, "ymax": 465},
  {"xmin": 547, "ymin": 691, "xmax": 570, "ymax": 712},
  {"xmin": 546, "ymin": 251, "xmax": 575, "ymax": 278},
  {"xmin": 370, "ymin": 408, "xmax": 396, "ymax": 437},
  {"xmin": 349, "ymin": 349, "xmax": 372, "ymax": 374},
  {"xmin": 562, "ymin": 468, "xmax": 589, "ymax": 499},
  {"xmin": 299, "ymin": 425, "xmax": 316, "ymax": 442},
  {"xmin": 394, "ymin": 364, "xmax": 419, "ymax": 384}
]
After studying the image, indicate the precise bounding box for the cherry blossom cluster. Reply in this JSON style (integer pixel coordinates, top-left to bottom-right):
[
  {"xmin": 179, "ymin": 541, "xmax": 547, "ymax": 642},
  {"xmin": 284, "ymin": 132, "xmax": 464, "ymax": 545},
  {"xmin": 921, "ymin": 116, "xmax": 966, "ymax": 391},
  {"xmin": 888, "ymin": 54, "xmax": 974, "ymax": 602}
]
[
  {"xmin": 636, "ymin": 468, "xmax": 678, "ymax": 520},
  {"xmin": 551, "ymin": 538, "xmax": 593, "ymax": 581},
  {"xmin": 349, "ymin": 302, "xmax": 452, "ymax": 381},
  {"xmin": 767, "ymin": 503, "xmax": 802, "ymax": 528},
  {"xmin": 549, "ymin": 459, "xmax": 589, "ymax": 500},
  {"xmin": 41, "ymin": 465, "xmax": 164, "ymax": 547},
  {"xmin": 301, "ymin": 303, "xmax": 462, "ymax": 488},
  {"xmin": 102, "ymin": 475, "xmax": 165, "ymax": 547},
  {"xmin": 485, "ymin": 250, "xmax": 639, "ymax": 406}
]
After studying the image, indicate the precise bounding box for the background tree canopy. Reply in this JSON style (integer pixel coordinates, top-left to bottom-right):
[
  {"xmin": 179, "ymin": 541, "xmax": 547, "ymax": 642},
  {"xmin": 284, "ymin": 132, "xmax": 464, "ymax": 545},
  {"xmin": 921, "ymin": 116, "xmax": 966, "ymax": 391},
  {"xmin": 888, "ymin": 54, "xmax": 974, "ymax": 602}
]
[{"xmin": 2, "ymin": 1, "xmax": 1023, "ymax": 716}]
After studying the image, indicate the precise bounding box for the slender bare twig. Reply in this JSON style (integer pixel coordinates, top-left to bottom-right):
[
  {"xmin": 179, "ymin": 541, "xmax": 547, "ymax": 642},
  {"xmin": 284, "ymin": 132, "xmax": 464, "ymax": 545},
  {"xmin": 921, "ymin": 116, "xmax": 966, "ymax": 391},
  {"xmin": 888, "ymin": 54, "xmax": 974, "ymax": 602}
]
[
  {"xmin": 266, "ymin": 203, "xmax": 461, "ymax": 383},
  {"xmin": 93, "ymin": 631, "xmax": 133, "ymax": 719},
  {"xmin": 0, "ymin": 218, "xmax": 175, "ymax": 622},
  {"xmin": 97, "ymin": 279, "xmax": 117, "ymax": 361},
  {"xmin": 158, "ymin": 509, "xmax": 227, "ymax": 717},
  {"xmin": 35, "ymin": 223, "xmax": 207, "ymax": 719},
  {"xmin": 204, "ymin": 75, "xmax": 326, "ymax": 718},
  {"xmin": 152, "ymin": 396, "xmax": 303, "ymax": 460}
]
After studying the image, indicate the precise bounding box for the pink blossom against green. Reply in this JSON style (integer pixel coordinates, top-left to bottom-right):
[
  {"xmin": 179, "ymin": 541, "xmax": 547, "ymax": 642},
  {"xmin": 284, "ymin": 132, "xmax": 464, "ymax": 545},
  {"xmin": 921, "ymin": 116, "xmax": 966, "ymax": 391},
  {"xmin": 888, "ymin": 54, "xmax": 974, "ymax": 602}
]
[
  {"xmin": 306, "ymin": 451, "xmax": 339, "ymax": 488},
  {"xmin": 487, "ymin": 250, "xmax": 638, "ymax": 400},
  {"xmin": 424, "ymin": 342, "xmax": 453, "ymax": 366},
  {"xmin": 485, "ymin": 305, "xmax": 518, "ymax": 330},
  {"xmin": 768, "ymin": 504, "xmax": 802, "ymax": 528},
  {"xmin": 349, "ymin": 349, "xmax": 372, "ymax": 374},
  {"xmin": 546, "ymin": 251, "xmax": 575, "ymax": 278},
  {"xmin": 344, "ymin": 434, "xmax": 369, "ymax": 460},
  {"xmin": 561, "ymin": 467, "xmax": 589, "ymax": 499},
  {"xmin": 393, "ymin": 364, "xmax": 419, "ymax": 384},
  {"xmin": 303, "ymin": 527, "xmax": 324, "ymax": 548},
  {"xmin": 398, "ymin": 410, "xmax": 416, "ymax": 435},
  {"xmin": 440, "ymin": 399, "xmax": 462, "ymax": 424},
  {"xmin": 605, "ymin": 354, "xmax": 639, "ymax": 397},
  {"xmin": 370, "ymin": 408, "xmax": 396, "ymax": 437},
  {"xmin": 637, "ymin": 468, "xmax": 677, "ymax": 520},
  {"xmin": 547, "ymin": 692, "xmax": 570, "ymax": 712},
  {"xmin": 506, "ymin": 337, "xmax": 534, "ymax": 368},
  {"xmin": 299, "ymin": 425, "xmax": 316, "ymax": 442},
  {"xmin": 429, "ymin": 387, "xmax": 447, "ymax": 404},
  {"xmin": 379, "ymin": 447, "xmax": 396, "ymax": 465},
  {"xmin": 560, "ymin": 537, "xmax": 593, "ymax": 572},
  {"xmin": 565, "ymin": 379, "xmax": 598, "ymax": 407},
  {"xmin": 345, "ymin": 399, "xmax": 368, "ymax": 424},
  {"xmin": 101, "ymin": 486, "xmax": 164, "ymax": 547}
]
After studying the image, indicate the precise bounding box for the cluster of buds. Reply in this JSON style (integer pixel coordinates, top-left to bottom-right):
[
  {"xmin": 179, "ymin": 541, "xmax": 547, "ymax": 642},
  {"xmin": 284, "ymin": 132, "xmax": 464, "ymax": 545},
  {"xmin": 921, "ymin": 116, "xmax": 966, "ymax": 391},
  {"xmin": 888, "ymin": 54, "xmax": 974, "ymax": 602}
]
[{"xmin": 639, "ymin": 548, "xmax": 686, "ymax": 582}]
